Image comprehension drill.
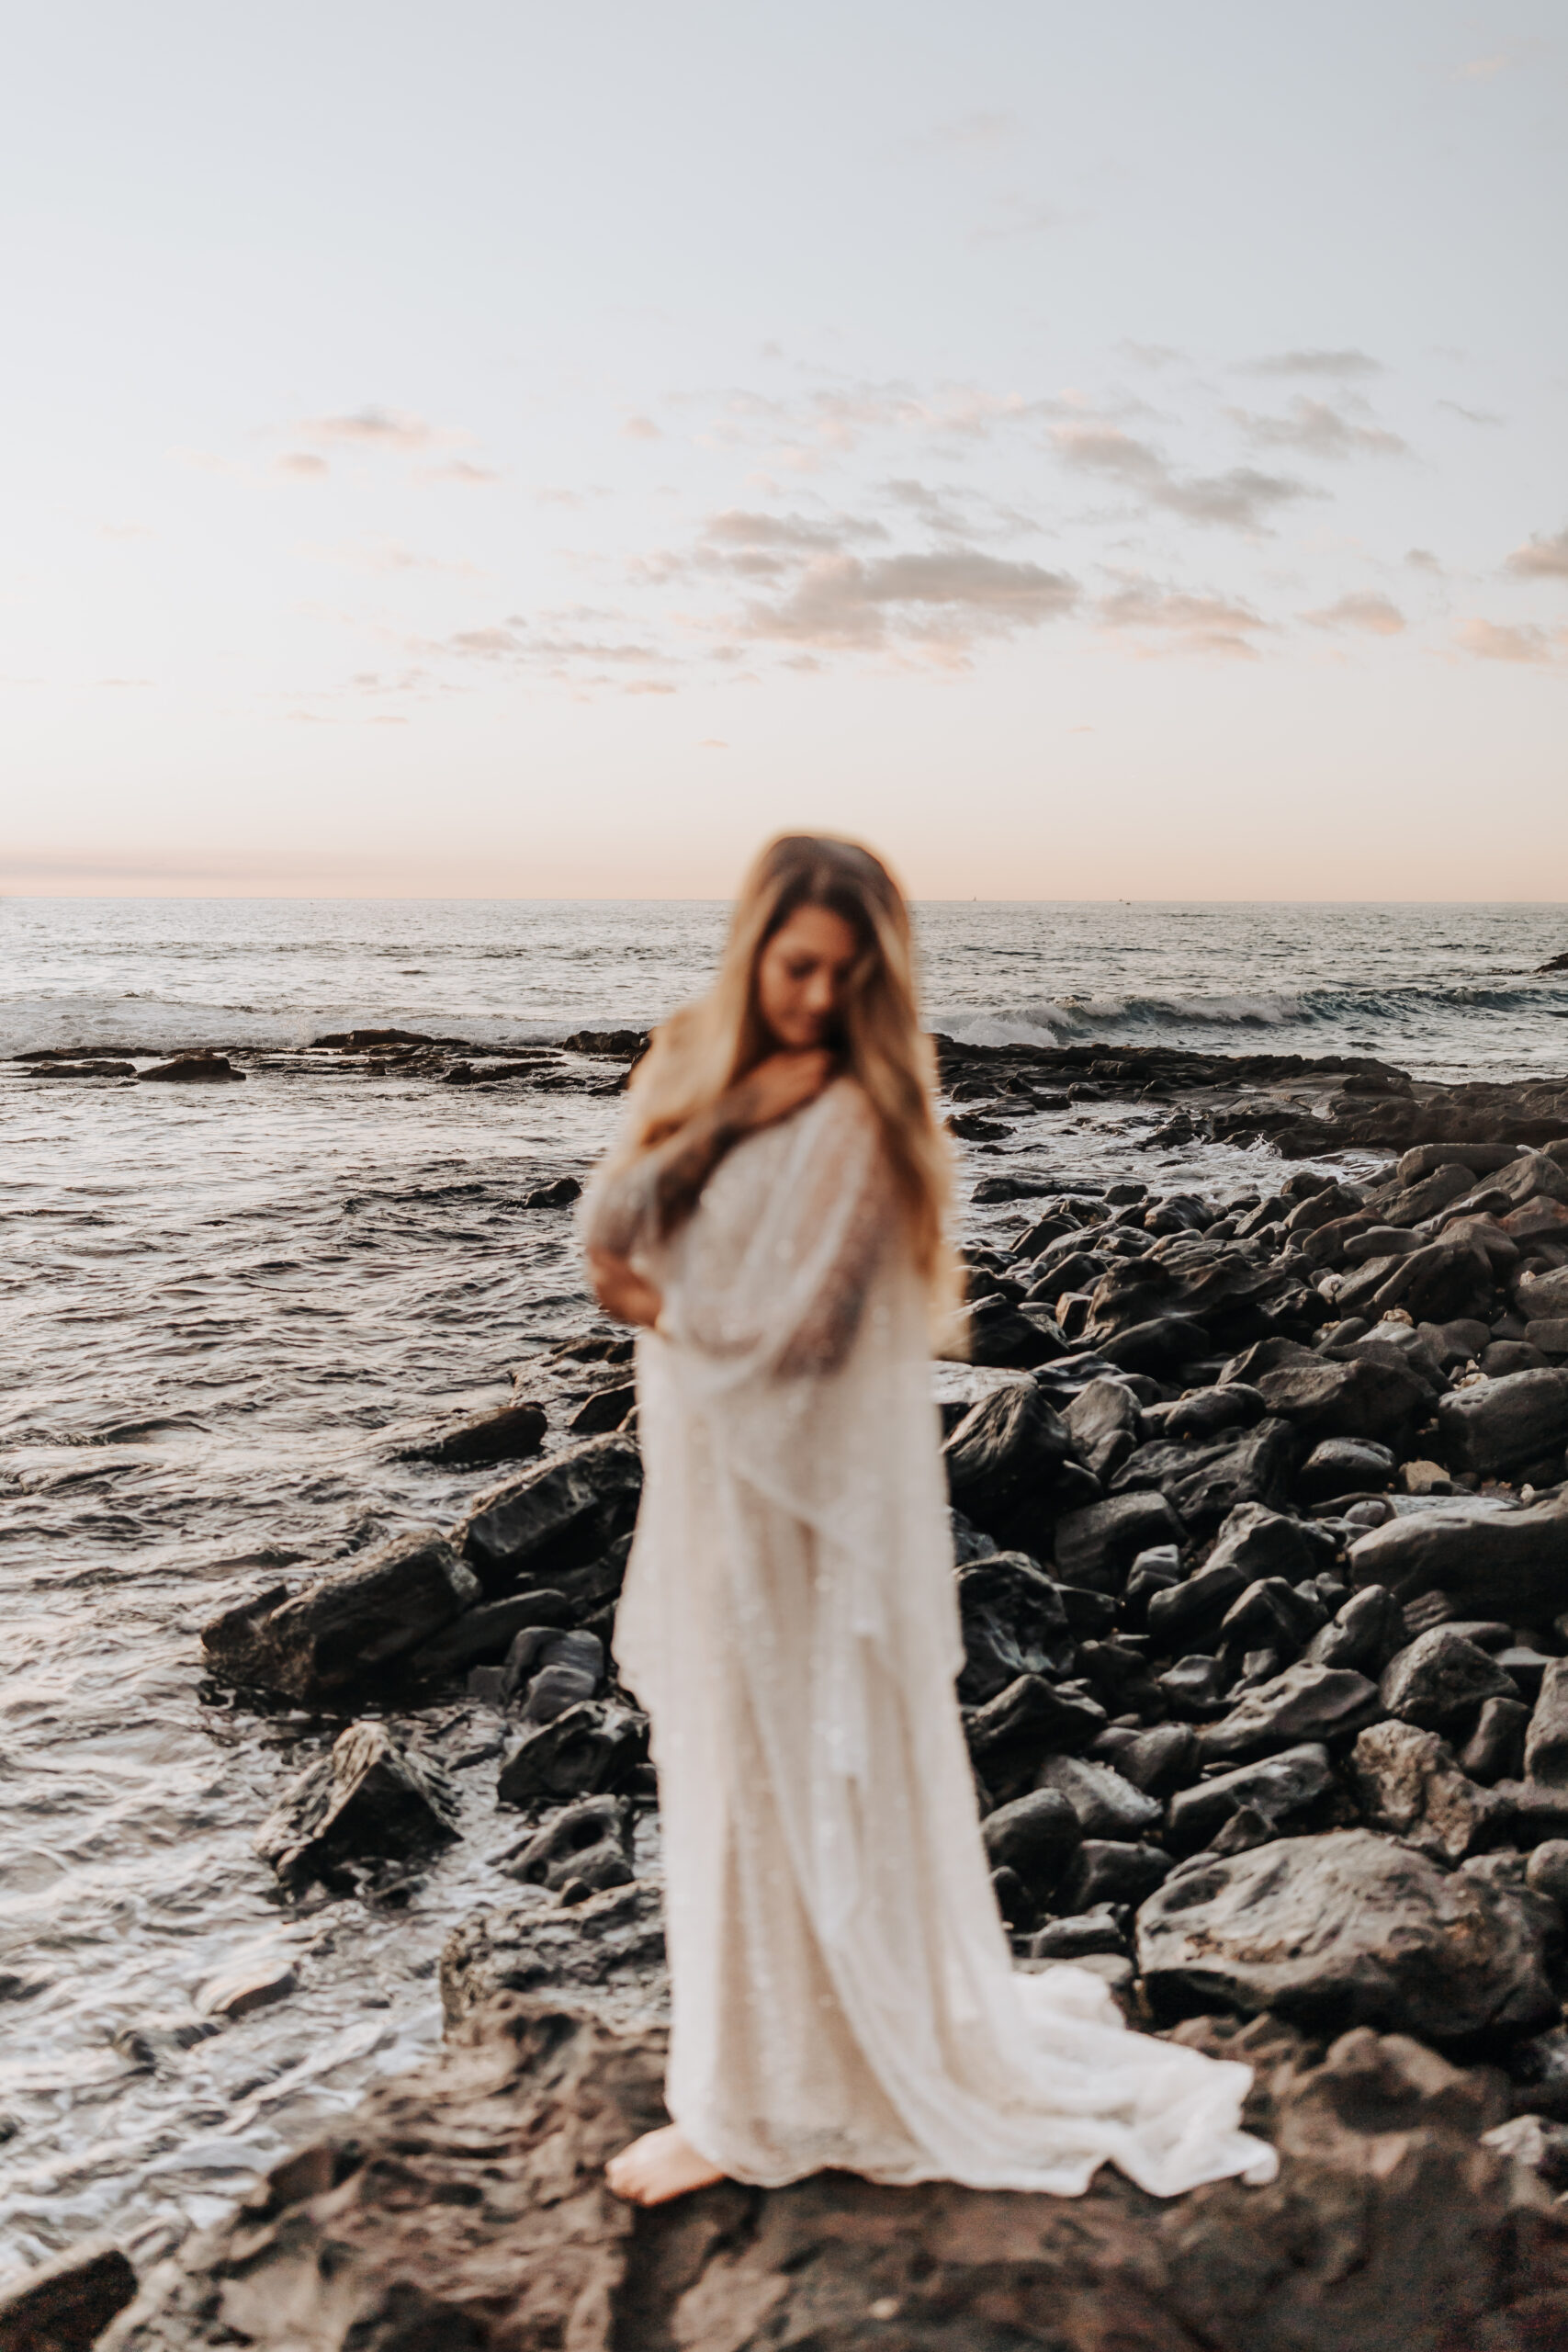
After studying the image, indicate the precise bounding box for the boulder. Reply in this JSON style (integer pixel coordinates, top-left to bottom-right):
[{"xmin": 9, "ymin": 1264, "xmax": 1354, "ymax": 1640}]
[
  {"xmin": 955, "ymin": 1553, "xmax": 1071, "ymax": 1705},
  {"xmin": 943, "ymin": 1381, "xmax": 1070, "ymax": 1554},
  {"xmin": 496, "ymin": 1795, "xmax": 634, "ymax": 1897},
  {"xmin": 1461, "ymin": 1694, "xmax": 1531, "ymax": 1785},
  {"xmin": 1053, "ymin": 1490, "xmax": 1181, "ymax": 1592},
  {"xmin": 1380, "ymin": 1626, "xmax": 1518, "ymax": 1735},
  {"xmin": 1032, "ymin": 1754, "xmax": 1163, "ymax": 1840},
  {"xmin": 254, "ymin": 1721, "xmax": 461, "ymax": 1884},
  {"xmin": 201, "ymin": 1529, "xmax": 481, "ymax": 1702},
  {"xmin": 502, "ymin": 1627, "xmax": 604, "ymax": 1722},
  {"xmin": 417, "ymin": 1590, "xmax": 573, "ymax": 1677},
  {"xmin": 1218, "ymin": 1577, "xmax": 1327, "ymax": 1663},
  {"xmin": 1109, "ymin": 1419, "xmax": 1297, "ymax": 1532},
  {"xmin": 100, "ymin": 1995, "xmax": 1568, "ymax": 2352},
  {"xmin": 1026, "ymin": 1905, "xmax": 1128, "ymax": 1960},
  {"xmin": 1061, "ymin": 1375, "xmax": 1140, "ymax": 1482},
  {"xmin": 1138, "ymin": 1828, "xmax": 1556, "ymax": 2039},
  {"xmin": 960, "ymin": 1292, "xmax": 1066, "ymax": 1367},
  {"xmin": 1097, "ymin": 1315, "xmax": 1211, "ymax": 1374},
  {"xmin": 1146, "ymin": 1558, "xmax": 1249, "ymax": 1649},
  {"xmin": 0, "ymin": 2243, "xmax": 138, "ymax": 2352},
  {"xmin": 978, "ymin": 1788, "xmax": 1082, "ymax": 1896},
  {"xmin": 1437, "ymin": 1367, "xmax": 1568, "ymax": 1477},
  {"xmin": 136, "ymin": 1052, "xmax": 243, "ymax": 1082},
  {"xmin": 1253, "ymin": 1355, "xmax": 1427, "ymax": 1446},
  {"xmin": 1351, "ymin": 1721, "xmax": 1506, "ymax": 1862},
  {"xmin": 1525, "ymin": 1659, "xmax": 1568, "ymax": 1791},
  {"xmin": 964, "ymin": 1674, "xmax": 1109, "ymax": 1800},
  {"xmin": 1304, "ymin": 1583, "xmax": 1408, "ymax": 1677},
  {"xmin": 398, "ymin": 1400, "xmax": 547, "ymax": 1467},
  {"xmin": 457, "ymin": 1435, "xmax": 642, "ymax": 1600},
  {"xmin": 496, "ymin": 1701, "xmax": 649, "ymax": 1806},
  {"xmin": 1055, "ymin": 1838, "xmax": 1172, "ymax": 1911},
  {"xmin": 1167, "ymin": 1743, "xmax": 1335, "ymax": 1851},
  {"xmin": 1138, "ymin": 1384, "xmax": 1265, "ymax": 1442},
  {"xmin": 1296, "ymin": 1436, "xmax": 1395, "ymax": 1501},
  {"xmin": 1348, "ymin": 1491, "xmax": 1568, "ymax": 1621},
  {"xmin": 1200, "ymin": 1663, "xmax": 1383, "ymax": 1762},
  {"xmin": 1088, "ymin": 1721, "xmax": 1197, "ymax": 1794}
]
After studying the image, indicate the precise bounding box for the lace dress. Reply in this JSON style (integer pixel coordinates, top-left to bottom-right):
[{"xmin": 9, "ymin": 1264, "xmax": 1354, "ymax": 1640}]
[{"xmin": 582, "ymin": 1077, "xmax": 1276, "ymax": 2196}]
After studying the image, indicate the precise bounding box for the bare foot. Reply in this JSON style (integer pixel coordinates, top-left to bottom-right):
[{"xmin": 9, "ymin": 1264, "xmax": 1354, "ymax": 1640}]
[{"xmin": 604, "ymin": 2124, "xmax": 727, "ymax": 2206}]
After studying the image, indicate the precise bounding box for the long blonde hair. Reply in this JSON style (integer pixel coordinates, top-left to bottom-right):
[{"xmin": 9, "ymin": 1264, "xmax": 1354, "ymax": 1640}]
[{"xmin": 623, "ymin": 833, "xmax": 959, "ymax": 1311}]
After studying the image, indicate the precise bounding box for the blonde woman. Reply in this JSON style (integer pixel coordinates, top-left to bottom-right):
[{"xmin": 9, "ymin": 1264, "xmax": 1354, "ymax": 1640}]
[{"xmin": 582, "ymin": 834, "xmax": 1275, "ymax": 2207}]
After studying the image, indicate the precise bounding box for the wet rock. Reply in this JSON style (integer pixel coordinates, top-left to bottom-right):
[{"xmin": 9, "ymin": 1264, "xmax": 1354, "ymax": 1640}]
[
  {"xmin": 254, "ymin": 1722, "xmax": 461, "ymax": 1884},
  {"xmin": 1525, "ymin": 1659, "xmax": 1568, "ymax": 1790},
  {"xmin": 417, "ymin": 1590, "xmax": 573, "ymax": 1677},
  {"xmin": 978, "ymin": 1788, "xmax": 1081, "ymax": 1897},
  {"xmin": 1145, "ymin": 1559, "xmax": 1248, "ymax": 1650},
  {"xmin": 457, "ymin": 1435, "xmax": 643, "ymax": 1602},
  {"xmin": 116, "ymin": 1991, "xmax": 1568, "ymax": 2352},
  {"xmin": 566, "ymin": 1384, "xmax": 636, "ymax": 1435},
  {"xmin": 1252, "ymin": 1355, "xmax": 1427, "ymax": 1447},
  {"xmin": 1110, "ymin": 1418, "xmax": 1298, "ymax": 1532},
  {"xmin": 1351, "ymin": 1721, "xmax": 1506, "ymax": 1862},
  {"xmin": 1296, "ymin": 1436, "xmax": 1395, "ymax": 1501},
  {"xmin": 201, "ymin": 1529, "xmax": 481, "ymax": 1702},
  {"xmin": 1089, "ymin": 1721, "xmax": 1196, "ymax": 1794},
  {"xmin": 1304, "ymin": 1583, "xmax": 1408, "ymax": 1676},
  {"xmin": 1155, "ymin": 1653, "xmax": 1233, "ymax": 1719},
  {"xmin": 964, "ymin": 1673, "xmax": 1109, "ymax": 1799},
  {"xmin": 1097, "ymin": 1315, "xmax": 1210, "ymax": 1375},
  {"xmin": 136, "ymin": 1053, "xmax": 243, "ymax": 1083},
  {"xmin": 1061, "ymin": 1376, "xmax": 1140, "ymax": 1481},
  {"xmin": 955, "ymin": 1553, "xmax": 1071, "ymax": 1705},
  {"xmin": 1167, "ymin": 1742, "xmax": 1334, "ymax": 1851},
  {"xmin": 1461, "ymin": 1694, "xmax": 1532, "ymax": 1785},
  {"xmin": 1056, "ymin": 1838, "xmax": 1172, "ymax": 1912},
  {"xmin": 1438, "ymin": 1367, "xmax": 1568, "ymax": 1477},
  {"xmin": 1208, "ymin": 1498, "xmax": 1337, "ymax": 1584},
  {"xmin": 400, "ymin": 1400, "xmax": 547, "ymax": 1467},
  {"xmin": 495, "ymin": 1700, "xmax": 649, "ymax": 1806},
  {"xmin": 1033, "ymin": 1754, "xmax": 1163, "ymax": 1840},
  {"xmin": 440, "ymin": 1886, "xmax": 668, "ymax": 2028},
  {"xmin": 1219, "ymin": 1577, "xmax": 1327, "ymax": 1663},
  {"xmin": 1381, "ymin": 1625, "xmax": 1519, "ymax": 1735},
  {"xmin": 1139, "ymin": 1384, "xmax": 1266, "ymax": 1442},
  {"xmin": 959, "ymin": 1291, "xmax": 1066, "ymax": 1367},
  {"xmin": 502, "ymin": 1627, "xmax": 604, "ymax": 1722},
  {"xmin": 0, "ymin": 2241, "xmax": 138, "ymax": 2351},
  {"xmin": 1138, "ymin": 1828, "xmax": 1556, "ymax": 2039},
  {"xmin": 1348, "ymin": 1490, "xmax": 1568, "ymax": 1621},
  {"xmin": 1200, "ymin": 1662, "xmax": 1383, "ymax": 1763},
  {"xmin": 1053, "ymin": 1489, "xmax": 1181, "ymax": 1592},
  {"xmin": 522, "ymin": 1175, "xmax": 582, "ymax": 1208},
  {"xmin": 497, "ymin": 1795, "xmax": 634, "ymax": 1897},
  {"xmin": 943, "ymin": 1379, "xmax": 1070, "ymax": 1555}
]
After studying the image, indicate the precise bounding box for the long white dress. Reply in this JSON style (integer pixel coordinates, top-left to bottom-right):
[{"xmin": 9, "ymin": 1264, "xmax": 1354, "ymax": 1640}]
[{"xmin": 584, "ymin": 1077, "xmax": 1277, "ymax": 2197}]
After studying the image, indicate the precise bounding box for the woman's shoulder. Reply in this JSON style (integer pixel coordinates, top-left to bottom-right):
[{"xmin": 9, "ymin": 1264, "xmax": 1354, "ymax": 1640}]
[{"xmin": 808, "ymin": 1071, "xmax": 882, "ymax": 1150}]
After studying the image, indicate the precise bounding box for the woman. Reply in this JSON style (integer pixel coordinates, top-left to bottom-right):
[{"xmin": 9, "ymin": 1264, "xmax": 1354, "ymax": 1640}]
[{"xmin": 581, "ymin": 834, "xmax": 1275, "ymax": 2208}]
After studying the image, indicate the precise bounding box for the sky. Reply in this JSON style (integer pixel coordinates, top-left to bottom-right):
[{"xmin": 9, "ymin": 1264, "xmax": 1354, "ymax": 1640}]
[{"xmin": 2, "ymin": 0, "xmax": 1564, "ymax": 900}]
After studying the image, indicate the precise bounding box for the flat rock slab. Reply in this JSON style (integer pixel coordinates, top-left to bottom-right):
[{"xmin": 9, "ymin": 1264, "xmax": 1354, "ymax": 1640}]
[
  {"xmin": 98, "ymin": 1996, "xmax": 1568, "ymax": 2352},
  {"xmin": 1138, "ymin": 1827, "xmax": 1556, "ymax": 2041}
]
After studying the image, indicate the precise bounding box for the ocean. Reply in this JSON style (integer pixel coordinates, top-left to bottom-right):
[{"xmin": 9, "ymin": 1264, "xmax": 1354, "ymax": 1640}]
[{"xmin": 2, "ymin": 897, "xmax": 1564, "ymax": 2272}]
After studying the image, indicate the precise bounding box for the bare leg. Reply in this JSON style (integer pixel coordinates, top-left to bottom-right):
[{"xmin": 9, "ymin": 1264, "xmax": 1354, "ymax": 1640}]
[{"xmin": 604, "ymin": 2124, "xmax": 727, "ymax": 2205}]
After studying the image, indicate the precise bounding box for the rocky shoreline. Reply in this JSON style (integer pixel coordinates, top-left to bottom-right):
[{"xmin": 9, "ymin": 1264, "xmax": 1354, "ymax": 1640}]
[{"xmin": 11, "ymin": 1035, "xmax": 1568, "ymax": 2350}]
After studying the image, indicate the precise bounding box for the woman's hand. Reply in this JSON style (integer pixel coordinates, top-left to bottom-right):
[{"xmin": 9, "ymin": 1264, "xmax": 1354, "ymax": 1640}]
[
  {"xmin": 588, "ymin": 1249, "xmax": 664, "ymax": 1330},
  {"xmin": 726, "ymin": 1048, "xmax": 833, "ymax": 1136}
]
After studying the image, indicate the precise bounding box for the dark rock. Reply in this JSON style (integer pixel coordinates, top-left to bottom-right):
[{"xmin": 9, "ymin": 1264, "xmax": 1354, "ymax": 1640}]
[
  {"xmin": 114, "ymin": 1992, "xmax": 1568, "ymax": 2352},
  {"xmin": 1207, "ymin": 1498, "xmax": 1337, "ymax": 1585},
  {"xmin": 1138, "ymin": 1827, "xmax": 1556, "ymax": 2039},
  {"xmin": 201, "ymin": 1528, "xmax": 481, "ymax": 1702},
  {"xmin": 1110, "ymin": 1419, "xmax": 1298, "ymax": 1532},
  {"xmin": 1200, "ymin": 1662, "xmax": 1383, "ymax": 1762},
  {"xmin": 0, "ymin": 2241, "xmax": 138, "ymax": 2352},
  {"xmin": 1526, "ymin": 1839, "xmax": 1568, "ymax": 1910},
  {"xmin": 958, "ymin": 1292, "xmax": 1066, "ymax": 1366},
  {"xmin": 1089, "ymin": 1722, "xmax": 1197, "ymax": 1793},
  {"xmin": 1438, "ymin": 1368, "xmax": 1568, "ymax": 1477},
  {"xmin": 1525, "ymin": 1660, "xmax": 1568, "ymax": 1790},
  {"xmin": 1348, "ymin": 1491, "xmax": 1568, "ymax": 1622},
  {"xmin": 137, "ymin": 1053, "xmax": 244, "ymax": 1083},
  {"xmin": 457, "ymin": 1435, "xmax": 643, "ymax": 1601},
  {"xmin": 1055, "ymin": 1839, "xmax": 1172, "ymax": 1913},
  {"xmin": 1061, "ymin": 1376, "xmax": 1140, "ymax": 1482},
  {"xmin": 1304, "ymin": 1583, "xmax": 1408, "ymax": 1676},
  {"xmin": 964, "ymin": 1674, "xmax": 1108, "ymax": 1799},
  {"xmin": 522, "ymin": 1175, "xmax": 583, "ymax": 1208},
  {"xmin": 1097, "ymin": 1315, "xmax": 1211, "ymax": 1374},
  {"xmin": 399, "ymin": 1400, "xmax": 547, "ymax": 1467},
  {"xmin": 1219, "ymin": 1577, "xmax": 1327, "ymax": 1663},
  {"xmin": 1507, "ymin": 2025, "xmax": 1568, "ymax": 2121},
  {"xmin": 441, "ymin": 1884, "xmax": 667, "ymax": 2028},
  {"xmin": 978, "ymin": 1788, "xmax": 1081, "ymax": 1895},
  {"xmin": 496, "ymin": 1700, "xmax": 648, "ymax": 1806},
  {"xmin": 1462, "ymin": 1695, "xmax": 1532, "ymax": 1785},
  {"xmin": 955, "ymin": 1553, "xmax": 1071, "ymax": 1705},
  {"xmin": 497, "ymin": 1795, "xmax": 634, "ymax": 1896},
  {"xmin": 1156, "ymin": 1654, "xmax": 1233, "ymax": 1718},
  {"xmin": 503, "ymin": 1627, "xmax": 604, "ymax": 1722},
  {"xmin": 1147, "ymin": 1557, "xmax": 1251, "ymax": 1652},
  {"xmin": 1027, "ymin": 1904, "xmax": 1128, "ymax": 1960},
  {"xmin": 418, "ymin": 1590, "xmax": 573, "ymax": 1677},
  {"xmin": 1296, "ymin": 1436, "xmax": 1395, "ymax": 1502},
  {"xmin": 254, "ymin": 1721, "xmax": 461, "ymax": 1884},
  {"xmin": 1351, "ymin": 1721, "xmax": 1506, "ymax": 1862},
  {"xmin": 1381, "ymin": 1626, "xmax": 1519, "ymax": 1735},
  {"xmin": 1253, "ymin": 1355, "xmax": 1427, "ymax": 1447},
  {"xmin": 567, "ymin": 1384, "xmax": 637, "ymax": 1435},
  {"xmin": 1138, "ymin": 1383, "xmax": 1265, "ymax": 1442},
  {"xmin": 1033, "ymin": 1754, "xmax": 1163, "ymax": 1840},
  {"xmin": 943, "ymin": 1381, "xmax": 1070, "ymax": 1555},
  {"xmin": 1053, "ymin": 1490, "xmax": 1181, "ymax": 1592},
  {"xmin": 1168, "ymin": 1743, "xmax": 1334, "ymax": 1850}
]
